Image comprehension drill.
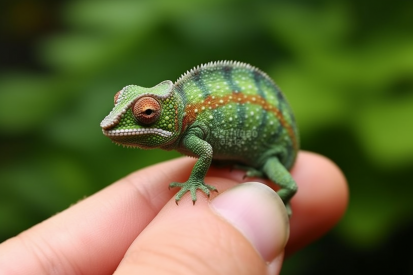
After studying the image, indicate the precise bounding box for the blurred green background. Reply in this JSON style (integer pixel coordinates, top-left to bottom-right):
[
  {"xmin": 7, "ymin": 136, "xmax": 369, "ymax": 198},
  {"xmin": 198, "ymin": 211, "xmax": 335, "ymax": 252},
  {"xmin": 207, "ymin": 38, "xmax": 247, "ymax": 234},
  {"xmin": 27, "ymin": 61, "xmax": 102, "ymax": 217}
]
[{"xmin": 1, "ymin": 0, "xmax": 413, "ymax": 273}]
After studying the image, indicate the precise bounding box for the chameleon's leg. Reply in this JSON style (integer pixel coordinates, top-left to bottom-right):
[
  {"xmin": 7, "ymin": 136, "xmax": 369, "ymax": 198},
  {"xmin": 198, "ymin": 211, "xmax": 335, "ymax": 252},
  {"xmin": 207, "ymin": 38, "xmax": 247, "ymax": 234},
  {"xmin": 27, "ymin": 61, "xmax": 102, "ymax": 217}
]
[
  {"xmin": 232, "ymin": 164, "xmax": 265, "ymax": 178},
  {"xmin": 262, "ymin": 157, "xmax": 297, "ymax": 216},
  {"xmin": 169, "ymin": 133, "xmax": 217, "ymax": 204}
]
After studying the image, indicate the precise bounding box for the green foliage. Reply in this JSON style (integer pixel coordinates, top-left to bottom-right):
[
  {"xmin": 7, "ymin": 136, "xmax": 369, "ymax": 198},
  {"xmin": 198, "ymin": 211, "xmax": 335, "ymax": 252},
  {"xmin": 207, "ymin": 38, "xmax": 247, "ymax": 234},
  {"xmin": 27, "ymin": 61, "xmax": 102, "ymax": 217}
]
[{"xmin": 1, "ymin": 0, "xmax": 413, "ymax": 273}]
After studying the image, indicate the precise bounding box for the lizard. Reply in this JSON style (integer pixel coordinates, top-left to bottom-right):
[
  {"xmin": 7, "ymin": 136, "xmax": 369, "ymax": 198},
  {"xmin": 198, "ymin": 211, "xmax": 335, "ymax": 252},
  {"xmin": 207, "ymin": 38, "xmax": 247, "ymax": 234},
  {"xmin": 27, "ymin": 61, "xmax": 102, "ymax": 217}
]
[{"xmin": 100, "ymin": 61, "xmax": 299, "ymax": 214}]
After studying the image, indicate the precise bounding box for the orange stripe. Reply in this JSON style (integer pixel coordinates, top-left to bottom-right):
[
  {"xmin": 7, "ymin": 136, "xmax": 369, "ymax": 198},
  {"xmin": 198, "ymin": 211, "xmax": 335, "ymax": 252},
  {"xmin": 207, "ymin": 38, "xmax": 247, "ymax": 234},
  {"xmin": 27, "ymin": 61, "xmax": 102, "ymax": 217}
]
[{"xmin": 182, "ymin": 91, "xmax": 298, "ymax": 150}]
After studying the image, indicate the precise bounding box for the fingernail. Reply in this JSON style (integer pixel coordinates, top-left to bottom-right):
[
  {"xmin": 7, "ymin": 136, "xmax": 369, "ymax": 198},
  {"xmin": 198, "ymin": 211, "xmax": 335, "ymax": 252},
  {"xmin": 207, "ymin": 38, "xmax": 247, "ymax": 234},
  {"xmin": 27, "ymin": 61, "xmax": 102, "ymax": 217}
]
[{"xmin": 210, "ymin": 182, "xmax": 289, "ymax": 263}]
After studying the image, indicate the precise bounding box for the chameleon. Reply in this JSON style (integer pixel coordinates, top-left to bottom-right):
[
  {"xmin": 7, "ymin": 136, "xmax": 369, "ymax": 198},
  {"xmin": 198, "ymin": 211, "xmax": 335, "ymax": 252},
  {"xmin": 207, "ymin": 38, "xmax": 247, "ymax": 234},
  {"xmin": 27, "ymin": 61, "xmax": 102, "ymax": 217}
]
[{"xmin": 100, "ymin": 61, "xmax": 299, "ymax": 214}]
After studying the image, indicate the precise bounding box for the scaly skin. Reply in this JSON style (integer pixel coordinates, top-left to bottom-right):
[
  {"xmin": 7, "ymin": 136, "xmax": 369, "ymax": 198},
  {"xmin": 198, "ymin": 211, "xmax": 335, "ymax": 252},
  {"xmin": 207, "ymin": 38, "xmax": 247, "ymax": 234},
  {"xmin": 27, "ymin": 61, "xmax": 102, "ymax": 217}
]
[{"xmin": 101, "ymin": 61, "xmax": 299, "ymax": 214}]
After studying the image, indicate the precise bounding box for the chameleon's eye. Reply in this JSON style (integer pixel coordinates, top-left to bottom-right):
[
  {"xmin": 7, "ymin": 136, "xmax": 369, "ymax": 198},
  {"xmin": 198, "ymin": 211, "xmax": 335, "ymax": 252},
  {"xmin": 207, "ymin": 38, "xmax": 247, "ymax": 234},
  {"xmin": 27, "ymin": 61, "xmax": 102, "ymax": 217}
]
[
  {"xmin": 132, "ymin": 97, "xmax": 161, "ymax": 124},
  {"xmin": 114, "ymin": 90, "xmax": 122, "ymax": 105}
]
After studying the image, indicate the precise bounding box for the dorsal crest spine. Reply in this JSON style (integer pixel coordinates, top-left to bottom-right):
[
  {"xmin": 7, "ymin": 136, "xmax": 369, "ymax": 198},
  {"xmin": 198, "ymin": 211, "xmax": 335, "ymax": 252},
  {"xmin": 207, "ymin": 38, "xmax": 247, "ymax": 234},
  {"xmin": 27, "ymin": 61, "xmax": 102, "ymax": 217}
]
[{"xmin": 174, "ymin": 60, "xmax": 274, "ymax": 87}]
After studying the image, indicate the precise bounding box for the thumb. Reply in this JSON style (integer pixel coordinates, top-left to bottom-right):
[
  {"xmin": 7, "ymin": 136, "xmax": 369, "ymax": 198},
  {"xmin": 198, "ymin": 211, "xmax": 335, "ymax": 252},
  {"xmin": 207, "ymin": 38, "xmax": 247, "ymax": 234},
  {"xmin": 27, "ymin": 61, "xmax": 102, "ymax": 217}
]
[{"xmin": 114, "ymin": 182, "xmax": 290, "ymax": 275}]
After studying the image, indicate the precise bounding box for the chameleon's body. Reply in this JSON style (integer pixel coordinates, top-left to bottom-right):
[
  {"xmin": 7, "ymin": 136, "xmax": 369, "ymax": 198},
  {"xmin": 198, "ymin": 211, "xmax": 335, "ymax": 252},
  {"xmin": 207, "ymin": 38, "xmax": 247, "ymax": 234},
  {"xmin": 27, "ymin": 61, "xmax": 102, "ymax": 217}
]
[{"xmin": 101, "ymin": 61, "xmax": 299, "ymax": 213}]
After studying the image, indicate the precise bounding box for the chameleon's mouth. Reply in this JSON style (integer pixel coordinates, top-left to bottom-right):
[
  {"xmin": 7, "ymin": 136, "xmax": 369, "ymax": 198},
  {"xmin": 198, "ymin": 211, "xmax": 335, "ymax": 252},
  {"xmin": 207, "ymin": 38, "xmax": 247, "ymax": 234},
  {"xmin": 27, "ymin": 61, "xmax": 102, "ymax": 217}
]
[{"xmin": 102, "ymin": 128, "xmax": 173, "ymax": 138}]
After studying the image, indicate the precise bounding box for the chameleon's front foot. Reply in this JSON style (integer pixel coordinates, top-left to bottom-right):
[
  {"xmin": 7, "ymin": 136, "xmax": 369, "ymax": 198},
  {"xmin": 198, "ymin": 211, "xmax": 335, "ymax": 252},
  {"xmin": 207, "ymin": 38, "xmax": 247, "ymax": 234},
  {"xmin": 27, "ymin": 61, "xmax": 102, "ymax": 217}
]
[{"xmin": 169, "ymin": 180, "xmax": 218, "ymax": 204}]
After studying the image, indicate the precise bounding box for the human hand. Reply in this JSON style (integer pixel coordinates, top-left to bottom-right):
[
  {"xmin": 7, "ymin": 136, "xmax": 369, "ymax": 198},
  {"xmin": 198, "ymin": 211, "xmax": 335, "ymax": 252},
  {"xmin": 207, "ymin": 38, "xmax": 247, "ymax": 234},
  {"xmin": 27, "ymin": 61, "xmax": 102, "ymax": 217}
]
[{"xmin": 0, "ymin": 151, "xmax": 347, "ymax": 275}]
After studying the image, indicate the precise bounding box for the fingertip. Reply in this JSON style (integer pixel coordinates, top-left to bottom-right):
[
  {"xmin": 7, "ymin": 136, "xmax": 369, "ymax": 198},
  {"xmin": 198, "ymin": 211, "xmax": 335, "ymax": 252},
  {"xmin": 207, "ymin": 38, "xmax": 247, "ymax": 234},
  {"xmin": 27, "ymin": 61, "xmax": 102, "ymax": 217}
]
[
  {"xmin": 294, "ymin": 151, "xmax": 348, "ymax": 217},
  {"xmin": 287, "ymin": 151, "xmax": 348, "ymax": 254}
]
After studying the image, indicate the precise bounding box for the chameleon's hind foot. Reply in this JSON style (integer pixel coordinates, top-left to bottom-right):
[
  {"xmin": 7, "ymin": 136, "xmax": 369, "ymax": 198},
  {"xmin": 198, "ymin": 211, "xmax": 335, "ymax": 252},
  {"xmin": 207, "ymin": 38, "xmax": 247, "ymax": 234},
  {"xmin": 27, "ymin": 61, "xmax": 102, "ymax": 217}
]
[{"xmin": 170, "ymin": 181, "xmax": 218, "ymax": 204}]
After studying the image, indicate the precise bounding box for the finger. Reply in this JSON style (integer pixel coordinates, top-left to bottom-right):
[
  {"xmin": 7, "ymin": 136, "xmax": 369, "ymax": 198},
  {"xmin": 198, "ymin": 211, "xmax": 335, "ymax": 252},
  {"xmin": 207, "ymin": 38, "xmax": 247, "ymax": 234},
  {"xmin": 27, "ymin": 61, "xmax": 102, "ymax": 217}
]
[
  {"xmin": 114, "ymin": 182, "xmax": 289, "ymax": 275},
  {"xmin": 0, "ymin": 157, "xmax": 200, "ymax": 274},
  {"xmin": 286, "ymin": 151, "xmax": 348, "ymax": 255}
]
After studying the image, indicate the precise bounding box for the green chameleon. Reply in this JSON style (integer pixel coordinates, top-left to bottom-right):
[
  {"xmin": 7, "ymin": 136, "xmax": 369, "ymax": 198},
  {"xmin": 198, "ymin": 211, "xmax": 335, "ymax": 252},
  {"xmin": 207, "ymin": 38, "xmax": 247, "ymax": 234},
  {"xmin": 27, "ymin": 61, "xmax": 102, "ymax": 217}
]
[{"xmin": 101, "ymin": 61, "xmax": 299, "ymax": 213}]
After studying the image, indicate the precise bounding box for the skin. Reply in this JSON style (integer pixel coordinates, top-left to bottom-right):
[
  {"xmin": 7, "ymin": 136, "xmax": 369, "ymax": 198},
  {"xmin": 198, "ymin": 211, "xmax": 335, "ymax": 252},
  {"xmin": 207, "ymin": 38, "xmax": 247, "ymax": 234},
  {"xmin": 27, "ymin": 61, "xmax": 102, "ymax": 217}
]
[{"xmin": 0, "ymin": 151, "xmax": 348, "ymax": 275}]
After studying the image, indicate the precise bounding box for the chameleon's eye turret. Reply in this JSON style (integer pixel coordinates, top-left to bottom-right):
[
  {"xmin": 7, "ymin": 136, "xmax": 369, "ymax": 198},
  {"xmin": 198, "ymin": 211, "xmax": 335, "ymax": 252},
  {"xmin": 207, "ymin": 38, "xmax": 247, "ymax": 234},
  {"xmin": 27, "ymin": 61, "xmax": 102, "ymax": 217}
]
[{"xmin": 132, "ymin": 97, "xmax": 161, "ymax": 125}]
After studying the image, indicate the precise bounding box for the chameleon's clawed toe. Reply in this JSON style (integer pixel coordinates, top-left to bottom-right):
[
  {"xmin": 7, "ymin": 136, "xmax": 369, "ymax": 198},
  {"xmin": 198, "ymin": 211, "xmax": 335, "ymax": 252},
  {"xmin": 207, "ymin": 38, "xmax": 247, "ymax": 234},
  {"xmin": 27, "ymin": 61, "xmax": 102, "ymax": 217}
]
[{"xmin": 170, "ymin": 180, "xmax": 217, "ymax": 204}]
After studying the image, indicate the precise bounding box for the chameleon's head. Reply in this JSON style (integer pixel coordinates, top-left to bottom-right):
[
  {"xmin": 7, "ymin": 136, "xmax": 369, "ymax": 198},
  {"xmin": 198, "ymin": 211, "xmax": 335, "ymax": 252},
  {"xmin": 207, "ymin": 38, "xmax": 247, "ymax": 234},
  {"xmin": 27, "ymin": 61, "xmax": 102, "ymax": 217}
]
[{"xmin": 100, "ymin": 80, "xmax": 183, "ymax": 148}]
